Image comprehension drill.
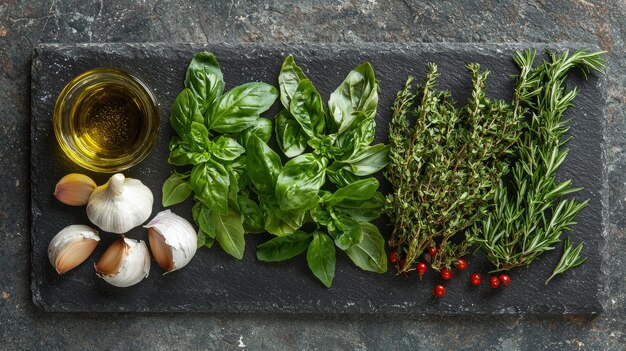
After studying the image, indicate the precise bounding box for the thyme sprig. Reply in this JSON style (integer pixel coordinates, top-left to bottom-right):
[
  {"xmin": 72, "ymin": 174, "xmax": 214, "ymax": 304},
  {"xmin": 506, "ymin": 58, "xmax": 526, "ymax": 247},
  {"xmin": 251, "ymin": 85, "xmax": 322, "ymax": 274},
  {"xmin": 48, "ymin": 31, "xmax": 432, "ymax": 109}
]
[
  {"xmin": 385, "ymin": 63, "xmax": 521, "ymax": 273},
  {"xmin": 545, "ymin": 238, "xmax": 587, "ymax": 285},
  {"xmin": 471, "ymin": 49, "xmax": 605, "ymax": 273}
]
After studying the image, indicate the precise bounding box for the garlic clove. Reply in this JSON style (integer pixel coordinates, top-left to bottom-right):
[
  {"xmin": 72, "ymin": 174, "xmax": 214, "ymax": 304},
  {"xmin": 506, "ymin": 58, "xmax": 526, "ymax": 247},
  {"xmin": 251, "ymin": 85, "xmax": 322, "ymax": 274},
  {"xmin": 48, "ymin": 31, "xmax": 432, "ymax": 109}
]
[
  {"xmin": 54, "ymin": 173, "xmax": 97, "ymax": 206},
  {"xmin": 48, "ymin": 225, "xmax": 100, "ymax": 274},
  {"xmin": 95, "ymin": 238, "xmax": 150, "ymax": 288},
  {"xmin": 148, "ymin": 228, "xmax": 175, "ymax": 271},
  {"xmin": 94, "ymin": 238, "xmax": 127, "ymax": 274},
  {"xmin": 145, "ymin": 210, "xmax": 198, "ymax": 273},
  {"xmin": 87, "ymin": 173, "xmax": 154, "ymax": 234}
]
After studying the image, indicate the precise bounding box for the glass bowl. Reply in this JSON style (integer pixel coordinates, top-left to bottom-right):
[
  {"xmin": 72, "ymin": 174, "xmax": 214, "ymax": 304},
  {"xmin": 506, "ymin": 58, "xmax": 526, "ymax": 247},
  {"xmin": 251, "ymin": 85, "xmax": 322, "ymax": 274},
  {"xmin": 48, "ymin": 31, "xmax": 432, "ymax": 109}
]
[{"xmin": 53, "ymin": 68, "xmax": 160, "ymax": 173}]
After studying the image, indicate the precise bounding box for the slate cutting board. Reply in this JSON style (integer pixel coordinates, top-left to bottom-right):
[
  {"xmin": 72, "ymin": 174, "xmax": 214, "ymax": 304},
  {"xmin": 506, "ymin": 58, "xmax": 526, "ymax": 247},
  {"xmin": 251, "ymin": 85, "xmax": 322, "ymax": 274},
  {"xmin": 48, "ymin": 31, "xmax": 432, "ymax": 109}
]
[{"xmin": 31, "ymin": 43, "xmax": 607, "ymax": 314}]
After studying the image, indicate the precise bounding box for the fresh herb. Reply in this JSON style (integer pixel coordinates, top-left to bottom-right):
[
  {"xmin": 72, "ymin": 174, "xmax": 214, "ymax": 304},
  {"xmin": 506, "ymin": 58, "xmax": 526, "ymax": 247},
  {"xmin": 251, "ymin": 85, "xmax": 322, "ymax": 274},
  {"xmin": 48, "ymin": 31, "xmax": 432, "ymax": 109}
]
[
  {"xmin": 385, "ymin": 63, "xmax": 522, "ymax": 274},
  {"xmin": 161, "ymin": 171, "xmax": 192, "ymax": 207},
  {"xmin": 472, "ymin": 49, "xmax": 605, "ymax": 272},
  {"xmin": 252, "ymin": 55, "xmax": 389, "ymax": 287},
  {"xmin": 545, "ymin": 238, "xmax": 587, "ymax": 285},
  {"xmin": 162, "ymin": 51, "xmax": 278, "ymax": 259}
]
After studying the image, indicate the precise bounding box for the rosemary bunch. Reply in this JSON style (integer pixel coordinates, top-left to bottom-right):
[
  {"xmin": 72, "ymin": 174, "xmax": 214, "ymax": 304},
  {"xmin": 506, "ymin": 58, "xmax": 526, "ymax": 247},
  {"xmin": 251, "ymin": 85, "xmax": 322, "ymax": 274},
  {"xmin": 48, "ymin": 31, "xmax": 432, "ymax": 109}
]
[
  {"xmin": 472, "ymin": 49, "xmax": 605, "ymax": 273},
  {"xmin": 385, "ymin": 63, "xmax": 521, "ymax": 273}
]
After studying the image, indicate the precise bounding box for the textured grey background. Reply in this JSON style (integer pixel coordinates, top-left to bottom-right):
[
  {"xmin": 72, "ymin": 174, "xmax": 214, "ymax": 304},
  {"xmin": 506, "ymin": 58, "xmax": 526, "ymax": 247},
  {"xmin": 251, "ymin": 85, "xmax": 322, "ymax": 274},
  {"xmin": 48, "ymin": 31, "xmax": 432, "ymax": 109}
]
[
  {"xmin": 1, "ymin": 0, "xmax": 625, "ymax": 349},
  {"xmin": 30, "ymin": 43, "xmax": 605, "ymax": 314}
]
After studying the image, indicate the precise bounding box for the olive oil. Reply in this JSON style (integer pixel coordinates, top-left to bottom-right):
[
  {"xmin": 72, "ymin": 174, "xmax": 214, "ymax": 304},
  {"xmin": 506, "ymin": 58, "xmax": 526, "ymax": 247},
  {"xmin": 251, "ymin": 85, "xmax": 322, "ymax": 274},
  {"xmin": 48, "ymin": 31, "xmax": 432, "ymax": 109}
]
[
  {"xmin": 72, "ymin": 85, "xmax": 145, "ymax": 159},
  {"xmin": 54, "ymin": 68, "xmax": 160, "ymax": 173}
]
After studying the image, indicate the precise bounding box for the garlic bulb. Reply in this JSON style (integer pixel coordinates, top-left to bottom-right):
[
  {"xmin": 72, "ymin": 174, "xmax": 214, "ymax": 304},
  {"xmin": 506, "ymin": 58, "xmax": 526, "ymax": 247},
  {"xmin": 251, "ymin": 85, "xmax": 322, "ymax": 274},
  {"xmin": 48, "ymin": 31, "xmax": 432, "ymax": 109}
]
[
  {"xmin": 48, "ymin": 225, "xmax": 100, "ymax": 274},
  {"xmin": 87, "ymin": 173, "xmax": 153, "ymax": 234},
  {"xmin": 145, "ymin": 210, "xmax": 198, "ymax": 272},
  {"xmin": 95, "ymin": 238, "xmax": 150, "ymax": 287},
  {"xmin": 54, "ymin": 173, "xmax": 97, "ymax": 206}
]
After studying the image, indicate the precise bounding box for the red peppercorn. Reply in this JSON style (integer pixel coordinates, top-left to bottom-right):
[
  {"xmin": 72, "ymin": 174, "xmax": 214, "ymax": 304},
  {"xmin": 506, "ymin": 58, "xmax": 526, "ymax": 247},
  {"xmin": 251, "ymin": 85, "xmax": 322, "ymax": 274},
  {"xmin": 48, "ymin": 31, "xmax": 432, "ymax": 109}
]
[
  {"xmin": 400, "ymin": 258, "xmax": 407, "ymax": 268},
  {"xmin": 433, "ymin": 284, "xmax": 445, "ymax": 298},
  {"xmin": 416, "ymin": 262, "xmax": 427, "ymax": 279},
  {"xmin": 489, "ymin": 276, "xmax": 500, "ymax": 289},
  {"xmin": 455, "ymin": 258, "xmax": 467, "ymax": 271},
  {"xmin": 427, "ymin": 247, "xmax": 438, "ymax": 257},
  {"xmin": 470, "ymin": 273, "xmax": 482, "ymax": 286},
  {"xmin": 499, "ymin": 274, "xmax": 511, "ymax": 286},
  {"xmin": 440, "ymin": 267, "xmax": 453, "ymax": 280},
  {"xmin": 416, "ymin": 262, "xmax": 428, "ymax": 274},
  {"xmin": 389, "ymin": 251, "xmax": 398, "ymax": 264}
]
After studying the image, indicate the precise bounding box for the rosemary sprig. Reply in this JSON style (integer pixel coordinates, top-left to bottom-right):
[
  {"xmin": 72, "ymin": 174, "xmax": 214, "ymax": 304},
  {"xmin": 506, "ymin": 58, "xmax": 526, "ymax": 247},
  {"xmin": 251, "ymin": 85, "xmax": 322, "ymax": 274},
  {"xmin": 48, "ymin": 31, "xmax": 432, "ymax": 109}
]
[
  {"xmin": 385, "ymin": 63, "xmax": 521, "ymax": 273},
  {"xmin": 545, "ymin": 238, "xmax": 587, "ymax": 285},
  {"xmin": 471, "ymin": 49, "xmax": 605, "ymax": 272}
]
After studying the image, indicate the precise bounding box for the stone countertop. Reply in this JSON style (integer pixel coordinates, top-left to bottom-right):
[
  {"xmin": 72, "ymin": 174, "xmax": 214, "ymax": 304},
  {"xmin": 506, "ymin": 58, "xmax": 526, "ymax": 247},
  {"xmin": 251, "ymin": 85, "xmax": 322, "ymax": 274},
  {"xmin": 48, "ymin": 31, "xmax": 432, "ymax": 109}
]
[{"xmin": 1, "ymin": 1, "xmax": 624, "ymax": 350}]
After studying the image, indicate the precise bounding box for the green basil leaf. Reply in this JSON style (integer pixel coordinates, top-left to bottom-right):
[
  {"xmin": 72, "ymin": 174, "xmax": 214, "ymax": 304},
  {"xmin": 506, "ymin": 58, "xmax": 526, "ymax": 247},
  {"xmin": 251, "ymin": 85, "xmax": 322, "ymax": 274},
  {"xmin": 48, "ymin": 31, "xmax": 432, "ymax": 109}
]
[
  {"xmin": 307, "ymin": 231, "xmax": 336, "ymax": 288},
  {"xmin": 274, "ymin": 206, "xmax": 306, "ymax": 230},
  {"xmin": 214, "ymin": 209, "xmax": 245, "ymax": 259},
  {"xmin": 325, "ymin": 177, "xmax": 379, "ymax": 206},
  {"xmin": 232, "ymin": 156, "xmax": 250, "ymax": 190},
  {"xmin": 247, "ymin": 135, "xmax": 283, "ymax": 196},
  {"xmin": 264, "ymin": 212, "xmax": 298, "ymax": 237},
  {"xmin": 226, "ymin": 167, "xmax": 240, "ymax": 208},
  {"xmin": 190, "ymin": 160, "xmax": 230, "ymax": 214},
  {"xmin": 275, "ymin": 109, "xmax": 308, "ymax": 158},
  {"xmin": 326, "ymin": 168, "xmax": 362, "ymax": 188},
  {"xmin": 193, "ymin": 202, "xmax": 216, "ymax": 237},
  {"xmin": 307, "ymin": 134, "xmax": 342, "ymax": 159},
  {"xmin": 211, "ymin": 136, "xmax": 245, "ymax": 161},
  {"xmin": 333, "ymin": 192, "xmax": 385, "ymax": 223},
  {"xmin": 261, "ymin": 200, "xmax": 305, "ymax": 237},
  {"xmin": 190, "ymin": 121, "xmax": 211, "ymax": 149},
  {"xmin": 290, "ymin": 79, "xmax": 325, "ymax": 138},
  {"xmin": 276, "ymin": 153, "xmax": 327, "ymax": 211},
  {"xmin": 229, "ymin": 156, "xmax": 246, "ymax": 178},
  {"xmin": 318, "ymin": 190, "xmax": 333, "ymax": 203},
  {"xmin": 328, "ymin": 63, "xmax": 379, "ymax": 134},
  {"xmin": 310, "ymin": 205, "xmax": 332, "ymax": 226},
  {"xmin": 170, "ymin": 89, "xmax": 205, "ymax": 139},
  {"xmin": 168, "ymin": 141, "xmax": 210, "ymax": 166},
  {"xmin": 185, "ymin": 51, "xmax": 225, "ymax": 113},
  {"xmin": 197, "ymin": 231, "xmax": 215, "ymax": 249},
  {"xmin": 229, "ymin": 155, "xmax": 246, "ymax": 171},
  {"xmin": 345, "ymin": 223, "xmax": 387, "ymax": 273},
  {"xmin": 239, "ymin": 117, "xmax": 273, "ymax": 147},
  {"xmin": 162, "ymin": 172, "xmax": 192, "ymax": 207},
  {"xmin": 238, "ymin": 195, "xmax": 265, "ymax": 233},
  {"xmin": 335, "ymin": 112, "xmax": 375, "ymax": 159},
  {"xmin": 168, "ymin": 136, "xmax": 182, "ymax": 151},
  {"xmin": 356, "ymin": 116, "xmax": 376, "ymax": 146},
  {"xmin": 192, "ymin": 202, "xmax": 216, "ymax": 248},
  {"xmin": 279, "ymin": 54, "xmax": 308, "ymax": 109},
  {"xmin": 256, "ymin": 230, "xmax": 313, "ymax": 262},
  {"xmin": 331, "ymin": 216, "xmax": 363, "ymax": 250},
  {"xmin": 208, "ymin": 82, "xmax": 278, "ymax": 133},
  {"xmin": 344, "ymin": 144, "xmax": 389, "ymax": 176}
]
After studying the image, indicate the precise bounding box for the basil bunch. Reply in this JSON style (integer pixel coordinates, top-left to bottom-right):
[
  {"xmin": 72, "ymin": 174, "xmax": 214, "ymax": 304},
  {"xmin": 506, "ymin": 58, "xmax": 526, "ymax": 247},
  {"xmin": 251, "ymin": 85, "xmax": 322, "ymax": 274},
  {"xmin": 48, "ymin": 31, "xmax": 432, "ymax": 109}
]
[
  {"xmin": 162, "ymin": 52, "xmax": 278, "ymax": 259},
  {"xmin": 252, "ymin": 55, "xmax": 389, "ymax": 287}
]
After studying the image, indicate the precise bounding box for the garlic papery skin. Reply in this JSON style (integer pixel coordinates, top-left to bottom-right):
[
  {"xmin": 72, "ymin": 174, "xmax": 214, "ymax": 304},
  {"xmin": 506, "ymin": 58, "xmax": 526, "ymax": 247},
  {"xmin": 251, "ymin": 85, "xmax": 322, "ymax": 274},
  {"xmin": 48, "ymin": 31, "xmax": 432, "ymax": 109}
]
[
  {"xmin": 54, "ymin": 173, "xmax": 97, "ymax": 206},
  {"xmin": 48, "ymin": 225, "xmax": 100, "ymax": 274},
  {"xmin": 95, "ymin": 238, "xmax": 150, "ymax": 287},
  {"xmin": 87, "ymin": 173, "xmax": 153, "ymax": 234},
  {"xmin": 145, "ymin": 210, "xmax": 197, "ymax": 272}
]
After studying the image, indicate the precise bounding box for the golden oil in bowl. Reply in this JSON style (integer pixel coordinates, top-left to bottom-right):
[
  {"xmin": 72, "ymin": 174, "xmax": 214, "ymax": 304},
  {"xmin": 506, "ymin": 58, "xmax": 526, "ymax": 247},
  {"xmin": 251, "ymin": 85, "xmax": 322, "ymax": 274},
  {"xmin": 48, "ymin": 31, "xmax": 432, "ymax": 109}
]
[{"xmin": 54, "ymin": 68, "xmax": 160, "ymax": 173}]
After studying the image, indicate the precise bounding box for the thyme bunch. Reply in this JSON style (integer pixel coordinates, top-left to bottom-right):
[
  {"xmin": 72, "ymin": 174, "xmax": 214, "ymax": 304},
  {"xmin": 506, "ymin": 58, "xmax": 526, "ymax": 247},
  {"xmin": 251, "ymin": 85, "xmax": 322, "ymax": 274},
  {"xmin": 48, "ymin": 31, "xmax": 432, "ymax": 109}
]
[
  {"xmin": 385, "ymin": 63, "xmax": 521, "ymax": 273},
  {"xmin": 472, "ymin": 49, "xmax": 605, "ymax": 273}
]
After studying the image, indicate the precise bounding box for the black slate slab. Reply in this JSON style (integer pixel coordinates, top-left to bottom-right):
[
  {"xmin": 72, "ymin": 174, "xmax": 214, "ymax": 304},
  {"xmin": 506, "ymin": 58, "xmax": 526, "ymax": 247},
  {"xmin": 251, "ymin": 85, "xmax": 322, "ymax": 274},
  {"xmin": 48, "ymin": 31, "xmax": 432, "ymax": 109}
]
[{"xmin": 31, "ymin": 43, "xmax": 607, "ymax": 314}]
